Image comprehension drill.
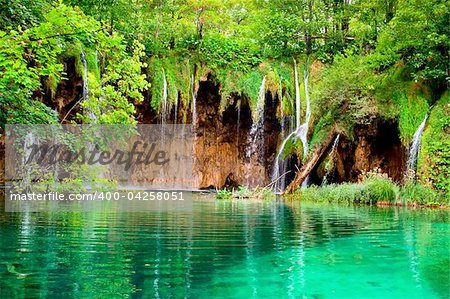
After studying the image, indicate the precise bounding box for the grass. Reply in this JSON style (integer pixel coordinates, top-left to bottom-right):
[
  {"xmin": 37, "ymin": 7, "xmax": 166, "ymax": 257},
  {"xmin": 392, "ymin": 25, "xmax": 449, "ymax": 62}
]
[
  {"xmin": 290, "ymin": 174, "xmax": 448, "ymax": 207},
  {"xmin": 215, "ymin": 172, "xmax": 448, "ymax": 206}
]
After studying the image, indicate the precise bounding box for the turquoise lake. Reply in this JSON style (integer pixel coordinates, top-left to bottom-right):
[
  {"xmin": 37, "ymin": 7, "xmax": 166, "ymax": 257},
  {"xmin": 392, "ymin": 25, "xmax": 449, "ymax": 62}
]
[{"xmin": 0, "ymin": 195, "xmax": 449, "ymax": 298}]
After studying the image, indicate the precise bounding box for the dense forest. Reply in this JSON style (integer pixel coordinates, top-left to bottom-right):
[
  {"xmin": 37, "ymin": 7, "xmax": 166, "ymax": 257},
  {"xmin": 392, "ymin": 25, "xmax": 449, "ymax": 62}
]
[{"xmin": 0, "ymin": 0, "xmax": 449, "ymax": 202}]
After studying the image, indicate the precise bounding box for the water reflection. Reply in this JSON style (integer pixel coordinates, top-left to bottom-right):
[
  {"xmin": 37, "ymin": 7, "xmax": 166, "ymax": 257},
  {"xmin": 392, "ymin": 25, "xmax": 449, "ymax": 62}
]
[{"xmin": 0, "ymin": 195, "xmax": 448, "ymax": 298}]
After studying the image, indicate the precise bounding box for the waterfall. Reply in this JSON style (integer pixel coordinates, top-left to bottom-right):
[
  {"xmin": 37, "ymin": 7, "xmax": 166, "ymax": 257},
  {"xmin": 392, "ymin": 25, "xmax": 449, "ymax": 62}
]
[
  {"xmin": 271, "ymin": 80, "xmax": 287, "ymax": 193},
  {"xmin": 244, "ymin": 76, "xmax": 267, "ymax": 186},
  {"xmin": 250, "ymin": 76, "xmax": 267, "ymax": 135},
  {"xmin": 174, "ymin": 96, "xmax": 178, "ymax": 124},
  {"xmin": 60, "ymin": 48, "xmax": 94, "ymax": 122},
  {"xmin": 294, "ymin": 59, "xmax": 301, "ymax": 129},
  {"xmin": 23, "ymin": 132, "xmax": 36, "ymax": 166},
  {"xmin": 161, "ymin": 70, "xmax": 168, "ymax": 126},
  {"xmin": 299, "ymin": 66, "xmax": 311, "ymax": 188},
  {"xmin": 321, "ymin": 134, "xmax": 340, "ymax": 186},
  {"xmin": 191, "ymin": 74, "xmax": 197, "ymax": 128},
  {"xmin": 303, "ymin": 67, "xmax": 311, "ymax": 132},
  {"xmin": 271, "ymin": 61, "xmax": 312, "ymax": 191},
  {"xmin": 80, "ymin": 49, "xmax": 96, "ymax": 121},
  {"xmin": 81, "ymin": 49, "xmax": 89, "ymax": 103},
  {"xmin": 22, "ymin": 132, "xmax": 37, "ymax": 188},
  {"xmin": 406, "ymin": 113, "xmax": 428, "ymax": 175},
  {"xmin": 237, "ymin": 99, "xmax": 241, "ymax": 148},
  {"xmin": 271, "ymin": 129, "xmax": 296, "ymax": 193}
]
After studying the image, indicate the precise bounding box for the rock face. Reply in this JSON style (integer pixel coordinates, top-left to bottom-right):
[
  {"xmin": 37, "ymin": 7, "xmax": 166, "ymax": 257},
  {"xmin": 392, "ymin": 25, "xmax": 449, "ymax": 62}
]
[
  {"xmin": 193, "ymin": 76, "xmax": 280, "ymax": 189},
  {"xmin": 135, "ymin": 74, "xmax": 282, "ymax": 190},
  {"xmin": 330, "ymin": 119, "xmax": 406, "ymax": 183}
]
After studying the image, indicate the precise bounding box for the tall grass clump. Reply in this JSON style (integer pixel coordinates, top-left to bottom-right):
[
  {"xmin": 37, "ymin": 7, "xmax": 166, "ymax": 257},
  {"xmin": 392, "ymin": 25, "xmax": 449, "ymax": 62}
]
[
  {"xmin": 399, "ymin": 182, "xmax": 439, "ymax": 205},
  {"xmin": 293, "ymin": 169, "xmax": 449, "ymax": 206},
  {"xmin": 296, "ymin": 183, "xmax": 365, "ymax": 204},
  {"xmin": 359, "ymin": 172, "xmax": 398, "ymax": 204},
  {"xmin": 293, "ymin": 171, "xmax": 399, "ymax": 205}
]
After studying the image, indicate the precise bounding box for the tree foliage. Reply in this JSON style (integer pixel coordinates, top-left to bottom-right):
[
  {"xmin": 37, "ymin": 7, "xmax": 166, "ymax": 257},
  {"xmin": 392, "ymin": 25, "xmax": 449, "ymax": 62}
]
[{"xmin": 0, "ymin": 2, "xmax": 148, "ymax": 126}]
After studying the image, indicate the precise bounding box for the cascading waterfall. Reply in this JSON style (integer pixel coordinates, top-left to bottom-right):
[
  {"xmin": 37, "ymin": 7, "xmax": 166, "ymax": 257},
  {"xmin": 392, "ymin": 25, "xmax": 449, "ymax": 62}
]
[
  {"xmin": 60, "ymin": 49, "xmax": 94, "ymax": 122},
  {"xmin": 236, "ymin": 99, "xmax": 241, "ymax": 148},
  {"xmin": 294, "ymin": 59, "xmax": 301, "ymax": 129},
  {"xmin": 22, "ymin": 132, "xmax": 37, "ymax": 188},
  {"xmin": 250, "ymin": 76, "xmax": 267, "ymax": 136},
  {"xmin": 321, "ymin": 134, "xmax": 340, "ymax": 186},
  {"xmin": 244, "ymin": 76, "xmax": 267, "ymax": 186},
  {"xmin": 174, "ymin": 96, "xmax": 178, "ymax": 124},
  {"xmin": 271, "ymin": 77, "xmax": 295, "ymax": 192},
  {"xmin": 271, "ymin": 61, "xmax": 312, "ymax": 191},
  {"xmin": 161, "ymin": 70, "xmax": 168, "ymax": 126},
  {"xmin": 81, "ymin": 50, "xmax": 89, "ymax": 102},
  {"xmin": 271, "ymin": 116, "xmax": 295, "ymax": 193},
  {"xmin": 191, "ymin": 74, "xmax": 197, "ymax": 129},
  {"xmin": 159, "ymin": 70, "xmax": 168, "ymax": 150},
  {"xmin": 299, "ymin": 66, "xmax": 311, "ymax": 188},
  {"xmin": 406, "ymin": 113, "xmax": 428, "ymax": 176},
  {"xmin": 80, "ymin": 49, "xmax": 96, "ymax": 121}
]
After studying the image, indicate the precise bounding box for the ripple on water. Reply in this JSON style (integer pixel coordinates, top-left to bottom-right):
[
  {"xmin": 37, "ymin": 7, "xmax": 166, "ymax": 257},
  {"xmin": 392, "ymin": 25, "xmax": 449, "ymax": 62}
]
[{"xmin": 0, "ymin": 197, "xmax": 448, "ymax": 298}]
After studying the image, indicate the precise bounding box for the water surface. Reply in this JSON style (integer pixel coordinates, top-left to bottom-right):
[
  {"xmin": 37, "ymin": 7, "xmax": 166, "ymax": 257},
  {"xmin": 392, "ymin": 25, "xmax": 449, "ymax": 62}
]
[{"xmin": 0, "ymin": 195, "xmax": 449, "ymax": 298}]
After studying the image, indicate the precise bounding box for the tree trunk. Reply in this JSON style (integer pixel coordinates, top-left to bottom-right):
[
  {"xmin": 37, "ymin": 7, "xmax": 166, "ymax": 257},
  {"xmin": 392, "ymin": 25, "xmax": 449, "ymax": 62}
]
[{"xmin": 284, "ymin": 129, "xmax": 337, "ymax": 194}]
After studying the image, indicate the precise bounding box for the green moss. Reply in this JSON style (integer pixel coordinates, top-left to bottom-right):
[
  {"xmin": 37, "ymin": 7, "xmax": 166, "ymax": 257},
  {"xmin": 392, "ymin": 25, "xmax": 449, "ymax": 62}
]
[
  {"xmin": 238, "ymin": 70, "xmax": 264, "ymax": 113},
  {"xmin": 215, "ymin": 68, "xmax": 243, "ymax": 111},
  {"xmin": 309, "ymin": 111, "xmax": 335, "ymax": 149},
  {"xmin": 85, "ymin": 48, "xmax": 100, "ymax": 82},
  {"xmin": 265, "ymin": 69, "xmax": 280, "ymax": 99},
  {"xmin": 274, "ymin": 61, "xmax": 295, "ymax": 117},
  {"xmin": 162, "ymin": 62, "xmax": 177, "ymax": 107},
  {"xmin": 282, "ymin": 137, "xmax": 304, "ymax": 161},
  {"xmin": 147, "ymin": 57, "xmax": 193, "ymax": 114},
  {"xmin": 148, "ymin": 59, "xmax": 165, "ymax": 113},
  {"xmin": 309, "ymin": 55, "xmax": 376, "ymax": 143},
  {"xmin": 418, "ymin": 92, "xmax": 450, "ymax": 195},
  {"xmin": 141, "ymin": 56, "xmax": 309, "ymax": 122}
]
